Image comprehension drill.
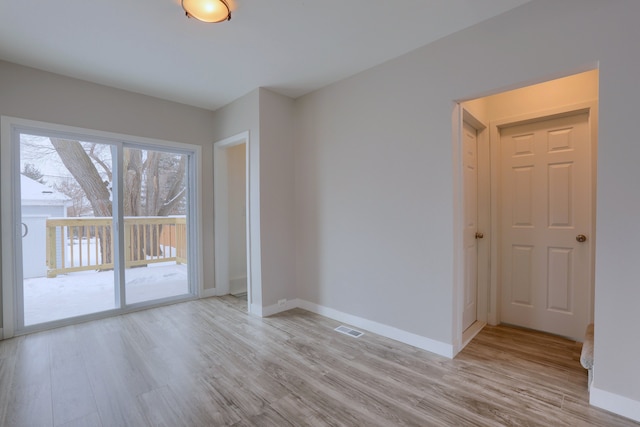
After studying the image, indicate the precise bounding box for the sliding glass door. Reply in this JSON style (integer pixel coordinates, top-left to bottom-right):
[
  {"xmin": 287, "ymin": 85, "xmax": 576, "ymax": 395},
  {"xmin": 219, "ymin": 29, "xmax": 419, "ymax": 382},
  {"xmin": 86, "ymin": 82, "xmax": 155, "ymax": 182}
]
[
  {"xmin": 8, "ymin": 121, "xmax": 198, "ymax": 332},
  {"xmin": 20, "ymin": 134, "xmax": 117, "ymax": 326},
  {"xmin": 123, "ymin": 146, "xmax": 190, "ymax": 304}
]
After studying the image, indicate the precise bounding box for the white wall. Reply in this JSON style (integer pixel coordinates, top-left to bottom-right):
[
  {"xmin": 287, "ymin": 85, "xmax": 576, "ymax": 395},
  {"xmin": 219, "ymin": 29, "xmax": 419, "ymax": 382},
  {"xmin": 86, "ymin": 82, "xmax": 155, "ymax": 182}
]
[
  {"xmin": 0, "ymin": 60, "xmax": 216, "ymax": 327},
  {"xmin": 294, "ymin": 0, "xmax": 640, "ymax": 417}
]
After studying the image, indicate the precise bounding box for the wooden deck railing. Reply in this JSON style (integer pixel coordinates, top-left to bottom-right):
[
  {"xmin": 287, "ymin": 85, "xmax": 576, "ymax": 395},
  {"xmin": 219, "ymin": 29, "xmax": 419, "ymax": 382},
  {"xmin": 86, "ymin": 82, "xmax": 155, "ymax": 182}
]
[{"xmin": 46, "ymin": 216, "xmax": 187, "ymax": 277}]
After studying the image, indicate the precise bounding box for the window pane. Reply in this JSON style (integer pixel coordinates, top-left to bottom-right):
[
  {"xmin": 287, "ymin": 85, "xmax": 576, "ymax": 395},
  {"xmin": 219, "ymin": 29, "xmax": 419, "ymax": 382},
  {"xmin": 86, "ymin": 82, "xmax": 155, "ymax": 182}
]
[
  {"xmin": 20, "ymin": 134, "xmax": 116, "ymax": 325},
  {"xmin": 123, "ymin": 147, "xmax": 190, "ymax": 304}
]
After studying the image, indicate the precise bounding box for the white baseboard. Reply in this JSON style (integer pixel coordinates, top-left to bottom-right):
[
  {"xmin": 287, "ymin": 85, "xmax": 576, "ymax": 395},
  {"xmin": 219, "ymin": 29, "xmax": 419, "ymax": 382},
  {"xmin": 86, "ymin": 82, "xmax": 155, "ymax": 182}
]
[
  {"xmin": 200, "ymin": 287, "xmax": 217, "ymax": 298},
  {"xmin": 248, "ymin": 298, "xmax": 453, "ymax": 358},
  {"xmin": 297, "ymin": 300, "xmax": 453, "ymax": 358},
  {"xmin": 261, "ymin": 298, "xmax": 300, "ymax": 317},
  {"xmin": 590, "ymin": 386, "xmax": 640, "ymax": 422}
]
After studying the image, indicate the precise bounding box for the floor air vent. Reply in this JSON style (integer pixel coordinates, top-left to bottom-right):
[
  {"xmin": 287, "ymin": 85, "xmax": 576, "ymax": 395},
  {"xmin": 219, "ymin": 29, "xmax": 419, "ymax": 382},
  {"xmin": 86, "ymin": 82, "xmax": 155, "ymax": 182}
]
[{"xmin": 335, "ymin": 325, "xmax": 364, "ymax": 338}]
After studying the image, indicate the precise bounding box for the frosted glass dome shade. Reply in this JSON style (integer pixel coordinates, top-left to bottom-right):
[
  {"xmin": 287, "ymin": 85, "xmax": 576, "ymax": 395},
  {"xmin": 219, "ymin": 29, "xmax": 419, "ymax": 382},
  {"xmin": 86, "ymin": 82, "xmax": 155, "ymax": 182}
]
[{"xmin": 182, "ymin": 0, "xmax": 231, "ymax": 23}]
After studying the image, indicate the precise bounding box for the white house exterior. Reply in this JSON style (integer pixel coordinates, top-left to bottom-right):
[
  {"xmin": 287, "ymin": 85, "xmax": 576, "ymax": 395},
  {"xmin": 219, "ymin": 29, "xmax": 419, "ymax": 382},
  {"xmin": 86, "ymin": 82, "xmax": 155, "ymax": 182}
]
[{"xmin": 20, "ymin": 175, "xmax": 70, "ymax": 279}]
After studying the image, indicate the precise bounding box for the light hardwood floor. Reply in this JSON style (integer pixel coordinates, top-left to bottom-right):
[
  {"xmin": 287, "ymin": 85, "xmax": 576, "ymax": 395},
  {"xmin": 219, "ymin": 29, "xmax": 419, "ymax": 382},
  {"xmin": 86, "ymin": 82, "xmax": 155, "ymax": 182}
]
[{"xmin": 0, "ymin": 296, "xmax": 637, "ymax": 426}]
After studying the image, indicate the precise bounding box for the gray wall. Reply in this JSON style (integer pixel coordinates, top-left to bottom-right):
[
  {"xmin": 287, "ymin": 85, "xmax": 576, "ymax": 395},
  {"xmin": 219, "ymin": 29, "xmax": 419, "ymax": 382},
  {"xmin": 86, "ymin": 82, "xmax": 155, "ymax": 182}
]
[
  {"xmin": 294, "ymin": 0, "xmax": 640, "ymax": 411},
  {"xmin": 0, "ymin": 60, "xmax": 217, "ymax": 321},
  {"xmin": 210, "ymin": 89, "xmax": 262, "ymax": 308},
  {"xmin": 258, "ymin": 89, "xmax": 296, "ymax": 307},
  {"xmin": 227, "ymin": 143, "xmax": 247, "ymax": 293},
  {"xmin": 211, "ymin": 88, "xmax": 296, "ymax": 311}
]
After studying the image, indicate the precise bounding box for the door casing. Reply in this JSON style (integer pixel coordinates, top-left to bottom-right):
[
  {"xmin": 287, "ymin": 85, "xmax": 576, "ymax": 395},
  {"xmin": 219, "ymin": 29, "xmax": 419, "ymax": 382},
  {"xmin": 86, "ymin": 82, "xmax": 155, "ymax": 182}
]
[
  {"xmin": 453, "ymin": 100, "xmax": 598, "ymax": 355},
  {"xmin": 453, "ymin": 107, "xmax": 491, "ymax": 353},
  {"xmin": 213, "ymin": 131, "xmax": 261, "ymax": 314}
]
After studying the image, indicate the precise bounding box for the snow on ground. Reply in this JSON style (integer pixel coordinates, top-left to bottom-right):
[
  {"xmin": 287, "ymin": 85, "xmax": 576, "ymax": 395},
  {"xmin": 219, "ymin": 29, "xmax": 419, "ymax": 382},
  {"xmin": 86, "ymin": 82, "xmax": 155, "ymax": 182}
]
[{"xmin": 24, "ymin": 263, "xmax": 188, "ymax": 326}]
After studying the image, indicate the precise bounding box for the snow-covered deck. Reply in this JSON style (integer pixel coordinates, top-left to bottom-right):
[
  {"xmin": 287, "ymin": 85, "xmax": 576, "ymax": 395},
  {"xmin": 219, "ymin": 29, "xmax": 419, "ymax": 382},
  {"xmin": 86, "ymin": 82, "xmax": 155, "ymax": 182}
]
[{"xmin": 24, "ymin": 263, "xmax": 189, "ymax": 326}]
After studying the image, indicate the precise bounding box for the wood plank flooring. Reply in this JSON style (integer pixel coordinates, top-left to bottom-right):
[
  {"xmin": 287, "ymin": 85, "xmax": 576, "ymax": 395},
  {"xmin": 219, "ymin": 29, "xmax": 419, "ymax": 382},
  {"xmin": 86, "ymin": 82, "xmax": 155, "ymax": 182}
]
[{"xmin": 0, "ymin": 296, "xmax": 637, "ymax": 426}]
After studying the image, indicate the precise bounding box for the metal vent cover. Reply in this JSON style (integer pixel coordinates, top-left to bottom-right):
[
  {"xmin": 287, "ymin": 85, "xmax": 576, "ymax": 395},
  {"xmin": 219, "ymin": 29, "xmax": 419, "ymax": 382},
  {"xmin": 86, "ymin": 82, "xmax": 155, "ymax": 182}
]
[{"xmin": 335, "ymin": 325, "xmax": 364, "ymax": 338}]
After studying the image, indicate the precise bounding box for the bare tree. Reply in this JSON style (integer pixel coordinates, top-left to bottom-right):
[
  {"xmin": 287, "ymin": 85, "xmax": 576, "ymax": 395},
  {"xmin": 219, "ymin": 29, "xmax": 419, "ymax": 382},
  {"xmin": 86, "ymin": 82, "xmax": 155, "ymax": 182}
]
[
  {"xmin": 49, "ymin": 139, "xmax": 187, "ymax": 264},
  {"xmin": 53, "ymin": 178, "xmax": 92, "ymax": 217},
  {"xmin": 124, "ymin": 148, "xmax": 143, "ymax": 216},
  {"xmin": 155, "ymin": 153, "xmax": 187, "ymax": 216},
  {"xmin": 51, "ymin": 139, "xmax": 114, "ymax": 264},
  {"xmin": 22, "ymin": 163, "xmax": 46, "ymax": 184},
  {"xmin": 50, "ymin": 139, "xmax": 112, "ymax": 217}
]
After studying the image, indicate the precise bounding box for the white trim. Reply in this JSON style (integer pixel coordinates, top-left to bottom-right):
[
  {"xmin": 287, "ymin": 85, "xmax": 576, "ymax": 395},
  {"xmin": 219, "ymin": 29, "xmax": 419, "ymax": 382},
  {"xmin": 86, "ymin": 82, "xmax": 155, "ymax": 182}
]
[
  {"xmin": 261, "ymin": 298, "xmax": 300, "ymax": 317},
  {"xmin": 250, "ymin": 298, "xmax": 454, "ymax": 357},
  {"xmin": 193, "ymin": 145, "xmax": 204, "ymax": 299},
  {"xmin": 451, "ymin": 104, "xmax": 463, "ymax": 352},
  {"xmin": 298, "ymin": 300, "xmax": 454, "ymax": 358},
  {"xmin": 1, "ymin": 116, "xmax": 202, "ymax": 336},
  {"xmin": 112, "ymin": 137, "xmax": 125, "ymax": 310},
  {"xmin": 213, "ymin": 131, "xmax": 258, "ymax": 312},
  {"xmin": 1, "ymin": 116, "xmax": 18, "ymax": 338},
  {"xmin": 452, "ymin": 106, "xmax": 490, "ymax": 356},
  {"xmin": 590, "ymin": 386, "xmax": 640, "ymax": 423}
]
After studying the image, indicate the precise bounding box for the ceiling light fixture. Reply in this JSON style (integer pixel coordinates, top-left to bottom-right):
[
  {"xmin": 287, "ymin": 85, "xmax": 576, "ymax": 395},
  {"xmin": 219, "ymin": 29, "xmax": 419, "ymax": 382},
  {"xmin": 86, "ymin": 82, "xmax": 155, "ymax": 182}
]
[{"xmin": 182, "ymin": 0, "xmax": 231, "ymax": 23}]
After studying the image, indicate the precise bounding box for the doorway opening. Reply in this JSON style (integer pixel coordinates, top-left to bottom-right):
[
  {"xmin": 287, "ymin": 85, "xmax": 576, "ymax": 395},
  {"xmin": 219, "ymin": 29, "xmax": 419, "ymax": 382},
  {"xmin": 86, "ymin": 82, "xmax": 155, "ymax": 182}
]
[
  {"xmin": 453, "ymin": 69, "xmax": 599, "ymax": 354},
  {"xmin": 213, "ymin": 132, "xmax": 253, "ymax": 312}
]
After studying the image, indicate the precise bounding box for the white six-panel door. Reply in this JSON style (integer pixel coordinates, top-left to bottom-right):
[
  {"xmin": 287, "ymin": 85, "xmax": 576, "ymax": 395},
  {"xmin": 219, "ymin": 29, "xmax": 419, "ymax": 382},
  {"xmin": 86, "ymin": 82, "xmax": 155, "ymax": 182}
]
[{"xmin": 500, "ymin": 112, "xmax": 591, "ymax": 340}]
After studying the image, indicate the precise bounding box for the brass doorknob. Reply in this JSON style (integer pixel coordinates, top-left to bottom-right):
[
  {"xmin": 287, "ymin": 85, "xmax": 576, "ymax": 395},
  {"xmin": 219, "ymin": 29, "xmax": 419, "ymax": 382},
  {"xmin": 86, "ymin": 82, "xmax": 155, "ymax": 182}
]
[
  {"xmin": 475, "ymin": 232, "xmax": 484, "ymax": 239},
  {"xmin": 576, "ymin": 234, "xmax": 587, "ymax": 243}
]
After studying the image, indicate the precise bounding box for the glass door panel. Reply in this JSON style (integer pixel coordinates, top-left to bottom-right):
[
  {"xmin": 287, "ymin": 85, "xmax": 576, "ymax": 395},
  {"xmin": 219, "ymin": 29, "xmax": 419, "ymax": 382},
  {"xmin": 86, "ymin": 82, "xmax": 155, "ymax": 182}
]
[
  {"xmin": 123, "ymin": 147, "xmax": 190, "ymax": 304},
  {"xmin": 19, "ymin": 133, "xmax": 116, "ymax": 326}
]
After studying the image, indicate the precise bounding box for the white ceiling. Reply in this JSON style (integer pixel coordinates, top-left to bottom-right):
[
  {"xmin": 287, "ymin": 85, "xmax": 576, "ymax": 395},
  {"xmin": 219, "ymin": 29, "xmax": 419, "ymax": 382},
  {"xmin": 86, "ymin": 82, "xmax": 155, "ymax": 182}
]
[{"xmin": 0, "ymin": 0, "xmax": 531, "ymax": 111}]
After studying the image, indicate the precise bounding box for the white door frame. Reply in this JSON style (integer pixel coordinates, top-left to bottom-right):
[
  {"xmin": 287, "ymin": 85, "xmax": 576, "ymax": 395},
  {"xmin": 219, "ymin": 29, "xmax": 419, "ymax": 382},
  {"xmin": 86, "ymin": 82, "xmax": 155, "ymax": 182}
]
[
  {"xmin": 489, "ymin": 101, "xmax": 598, "ymax": 331},
  {"xmin": 1, "ymin": 116, "xmax": 21, "ymax": 338},
  {"xmin": 213, "ymin": 131, "xmax": 261, "ymax": 314},
  {"xmin": 453, "ymin": 106, "xmax": 490, "ymax": 355},
  {"xmin": 1, "ymin": 116, "xmax": 203, "ymax": 339},
  {"xmin": 453, "ymin": 100, "xmax": 597, "ymax": 355}
]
